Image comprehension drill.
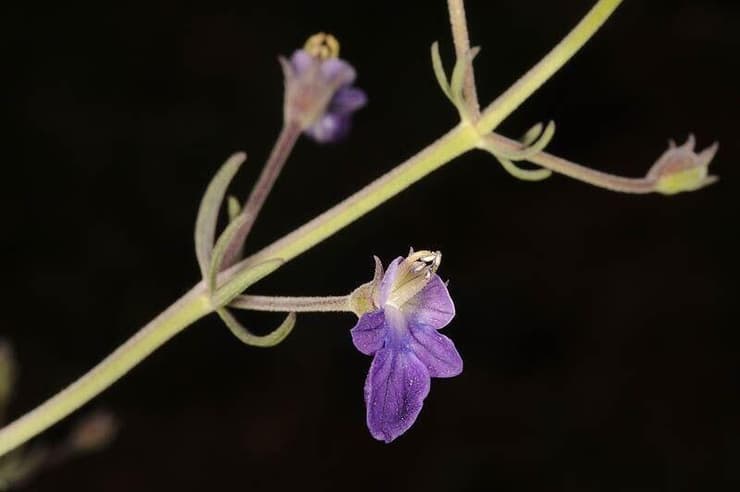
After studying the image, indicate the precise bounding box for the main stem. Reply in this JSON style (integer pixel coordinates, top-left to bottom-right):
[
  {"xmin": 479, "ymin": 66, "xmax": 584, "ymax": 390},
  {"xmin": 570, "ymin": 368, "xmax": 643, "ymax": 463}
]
[
  {"xmin": 0, "ymin": 286, "xmax": 212, "ymax": 457},
  {"xmin": 477, "ymin": 0, "xmax": 623, "ymax": 134},
  {"xmin": 223, "ymin": 123, "xmax": 479, "ymax": 281}
]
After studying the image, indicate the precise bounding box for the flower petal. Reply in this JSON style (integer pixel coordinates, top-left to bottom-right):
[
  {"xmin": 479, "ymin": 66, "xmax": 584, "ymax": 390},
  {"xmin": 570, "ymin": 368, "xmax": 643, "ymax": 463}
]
[
  {"xmin": 408, "ymin": 323, "xmax": 463, "ymax": 378},
  {"xmin": 378, "ymin": 257, "xmax": 403, "ymax": 306},
  {"xmin": 364, "ymin": 348, "xmax": 430, "ymax": 443},
  {"xmin": 403, "ymin": 275, "xmax": 455, "ymax": 330},
  {"xmin": 289, "ymin": 50, "xmax": 314, "ymax": 76},
  {"xmin": 329, "ymin": 86, "xmax": 367, "ymax": 114},
  {"xmin": 350, "ymin": 309, "xmax": 387, "ymax": 355},
  {"xmin": 320, "ymin": 57, "xmax": 356, "ymax": 86},
  {"xmin": 305, "ymin": 112, "xmax": 351, "ymax": 143}
]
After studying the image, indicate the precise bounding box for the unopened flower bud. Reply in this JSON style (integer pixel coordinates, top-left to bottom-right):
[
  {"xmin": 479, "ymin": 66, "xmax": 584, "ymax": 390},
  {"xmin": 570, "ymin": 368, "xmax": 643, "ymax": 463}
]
[
  {"xmin": 647, "ymin": 135, "xmax": 719, "ymax": 195},
  {"xmin": 280, "ymin": 33, "xmax": 367, "ymax": 143}
]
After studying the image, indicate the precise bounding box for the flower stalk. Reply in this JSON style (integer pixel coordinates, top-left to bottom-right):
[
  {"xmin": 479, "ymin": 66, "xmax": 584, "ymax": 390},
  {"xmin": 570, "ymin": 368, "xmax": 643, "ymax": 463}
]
[
  {"xmin": 221, "ymin": 122, "xmax": 303, "ymax": 268},
  {"xmin": 230, "ymin": 295, "xmax": 352, "ymax": 313}
]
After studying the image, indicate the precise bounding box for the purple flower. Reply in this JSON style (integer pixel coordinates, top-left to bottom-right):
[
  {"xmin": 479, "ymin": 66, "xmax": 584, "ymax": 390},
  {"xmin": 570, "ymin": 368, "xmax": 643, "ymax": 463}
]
[
  {"xmin": 280, "ymin": 33, "xmax": 367, "ymax": 143},
  {"xmin": 350, "ymin": 251, "xmax": 462, "ymax": 443}
]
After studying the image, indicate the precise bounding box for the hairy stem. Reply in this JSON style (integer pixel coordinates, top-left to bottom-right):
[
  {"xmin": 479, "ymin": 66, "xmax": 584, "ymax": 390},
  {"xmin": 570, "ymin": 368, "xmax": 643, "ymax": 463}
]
[
  {"xmin": 231, "ymin": 294, "xmax": 352, "ymax": 313},
  {"xmin": 447, "ymin": 0, "xmax": 480, "ymax": 117},
  {"xmin": 482, "ymin": 133, "xmax": 656, "ymax": 193},
  {"xmin": 222, "ymin": 122, "xmax": 303, "ymax": 267},
  {"xmin": 477, "ymin": 0, "xmax": 623, "ymax": 134}
]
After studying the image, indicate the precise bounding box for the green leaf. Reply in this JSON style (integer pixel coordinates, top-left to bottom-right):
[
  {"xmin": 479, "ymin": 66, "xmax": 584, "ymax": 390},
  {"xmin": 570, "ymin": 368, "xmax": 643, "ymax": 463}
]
[
  {"xmin": 194, "ymin": 153, "xmax": 246, "ymax": 280},
  {"xmin": 449, "ymin": 46, "xmax": 480, "ymax": 107},
  {"xmin": 217, "ymin": 308, "xmax": 296, "ymax": 348},
  {"xmin": 492, "ymin": 121, "xmax": 556, "ymax": 161},
  {"xmin": 495, "ymin": 156, "xmax": 552, "ymax": 181},
  {"xmin": 227, "ymin": 195, "xmax": 242, "ymax": 222},
  {"xmin": 431, "ymin": 41, "xmax": 453, "ymax": 103}
]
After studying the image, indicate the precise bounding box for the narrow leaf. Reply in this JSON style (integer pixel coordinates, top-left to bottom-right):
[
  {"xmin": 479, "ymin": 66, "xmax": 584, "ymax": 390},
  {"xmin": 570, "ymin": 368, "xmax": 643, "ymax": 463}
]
[
  {"xmin": 208, "ymin": 212, "xmax": 250, "ymax": 294},
  {"xmin": 194, "ymin": 153, "xmax": 246, "ymax": 280},
  {"xmin": 227, "ymin": 195, "xmax": 242, "ymax": 222},
  {"xmin": 449, "ymin": 46, "xmax": 480, "ymax": 106},
  {"xmin": 495, "ymin": 156, "xmax": 552, "ymax": 181},
  {"xmin": 430, "ymin": 42, "xmax": 453, "ymax": 103},
  {"xmin": 217, "ymin": 308, "xmax": 296, "ymax": 348}
]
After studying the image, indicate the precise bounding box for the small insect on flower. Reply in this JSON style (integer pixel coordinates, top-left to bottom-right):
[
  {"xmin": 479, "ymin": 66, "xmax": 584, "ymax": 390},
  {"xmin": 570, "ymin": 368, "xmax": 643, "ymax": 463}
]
[
  {"xmin": 350, "ymin": 251, "xmax": 462, "ymax": 443},
  {"xmin": 280, "ymin": 33, "xmax": 367, "ymax": 143}
]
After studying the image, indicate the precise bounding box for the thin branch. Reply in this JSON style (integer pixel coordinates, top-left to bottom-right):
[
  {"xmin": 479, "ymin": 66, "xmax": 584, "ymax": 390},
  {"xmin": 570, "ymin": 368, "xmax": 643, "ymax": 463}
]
[
  {"xmin": 482, "ymin": 132, "xmax": 656, "ymax": 193},
  {"xmin": 221, "ymin": 122, "xmax": 303, "ymax": 268},
  {"xmin": 447, "ymin": 0, "xmax": 480, "ymax": 118},
  {"xmin": 230, "ymin": 294, "xmax": 353, "ymax": 313}
]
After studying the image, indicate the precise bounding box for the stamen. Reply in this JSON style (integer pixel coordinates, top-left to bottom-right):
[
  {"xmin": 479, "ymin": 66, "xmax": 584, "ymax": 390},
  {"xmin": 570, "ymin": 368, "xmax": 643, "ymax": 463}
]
[
  {"xmin": 387, "ymin": 250, "xmax": 443, "ymax": 308},
  {"xmin": 304, "ymin": 32, "xmax": 340, "ymax": 59}
]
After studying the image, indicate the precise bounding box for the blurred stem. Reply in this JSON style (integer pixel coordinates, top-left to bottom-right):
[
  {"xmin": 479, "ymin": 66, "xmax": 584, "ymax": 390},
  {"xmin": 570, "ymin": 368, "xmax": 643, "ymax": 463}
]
[
  {"xmin": 447, "ymin": 0, "xmax": 480, "ymax": 118},
  {"xmin": 0, "ymin": 285, "xmax": 212, "ymax": 458}
]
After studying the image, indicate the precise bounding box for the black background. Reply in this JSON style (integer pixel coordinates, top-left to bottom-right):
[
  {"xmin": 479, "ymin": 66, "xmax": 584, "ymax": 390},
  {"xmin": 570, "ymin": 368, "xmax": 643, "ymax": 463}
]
[{"xmin": 2, "ymin": 0, "xmax": 739, "ymax": 490}]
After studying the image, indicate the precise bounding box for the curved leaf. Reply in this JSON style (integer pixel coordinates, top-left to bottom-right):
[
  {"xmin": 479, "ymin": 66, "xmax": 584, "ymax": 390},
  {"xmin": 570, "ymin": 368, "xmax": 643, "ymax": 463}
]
[
  {"xmin": 194, "ymin": 153, "xmax": 246, "ymax": 280},
  {"xmin": 217, "ymin": 307, "xmax": 295, "ymax": 348}
]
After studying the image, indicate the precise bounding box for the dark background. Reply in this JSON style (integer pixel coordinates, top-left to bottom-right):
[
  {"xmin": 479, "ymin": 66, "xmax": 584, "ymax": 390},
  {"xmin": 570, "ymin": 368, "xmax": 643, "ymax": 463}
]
[{"xmin": 2, "ymin": 0, "xmax": 738, "ymax": 490}]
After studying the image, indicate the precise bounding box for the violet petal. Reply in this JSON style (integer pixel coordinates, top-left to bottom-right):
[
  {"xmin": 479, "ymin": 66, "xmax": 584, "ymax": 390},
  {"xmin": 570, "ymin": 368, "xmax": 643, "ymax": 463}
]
[
  {"xmin": 305, "ymin": 113, "xmax": 351, "ymax": 143},
  {"xmin": 320, "ymin": 57, "xmax": 356, "ymax": 86},
  {"xmin": 289, "ymin": 50, "xmax": 314, "ymax": 76},
  {"xmin": 350, "ymin": 309, "xmax": 387, "ymax": 356},
  {"xmin": 364, "ymin": 348, "xmax": 431, "ymax": 443},
  {"xmin": 408, "ymin": 322, "xmax": 463, "ymax": 378},
  {"xmin": 403, "ymin": 275, "xmax": 456, "ymax": 330},
  {"xmin": 330, "ymin": 86, "xmax": 367, "ymax": 114},
  {"xmin": 378, "ymin": 257, "xmax": 403, "ymax": 306}
]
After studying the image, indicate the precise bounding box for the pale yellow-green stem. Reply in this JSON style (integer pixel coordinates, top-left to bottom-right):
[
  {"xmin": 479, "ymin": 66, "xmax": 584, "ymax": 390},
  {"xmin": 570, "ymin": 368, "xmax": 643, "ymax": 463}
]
[
  {"xmin": 0, "ymin": 0, "xmax": 623, "ymax": 458},
  {"xmin": 476, "ymin": 0, "xmax": 623, "ymax": 135}
]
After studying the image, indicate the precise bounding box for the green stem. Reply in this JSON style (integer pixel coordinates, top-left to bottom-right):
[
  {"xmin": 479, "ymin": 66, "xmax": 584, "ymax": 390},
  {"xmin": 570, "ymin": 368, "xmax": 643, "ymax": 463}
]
[
  {"xmin": 447, "ymin": 0, "xmax": 480, "ymax": 117},
  {"xmin": 222, "ymin": 122, "xmax": 479, "ymax": 282},
  {"xmin": 230, "ymin": 294, "xmax": 352, "ymax": 313},
  {"xmin": 0, "ymin": 285, "xmax": 212, "ymax": 457},
  {"xmin": 476, "ymin": 0, "xmax": 623, "ymax": 135}
]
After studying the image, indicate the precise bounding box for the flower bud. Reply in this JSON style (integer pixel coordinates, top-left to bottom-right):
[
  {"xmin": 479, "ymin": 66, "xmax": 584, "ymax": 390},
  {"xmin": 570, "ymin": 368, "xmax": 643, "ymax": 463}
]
[
  {"xmin": 647, "ymin": 135, "xmax": 719, "ymax": 195},
  {"xmin": 280, "ymin": 33, "xmax": 367, "ymax": 143}
]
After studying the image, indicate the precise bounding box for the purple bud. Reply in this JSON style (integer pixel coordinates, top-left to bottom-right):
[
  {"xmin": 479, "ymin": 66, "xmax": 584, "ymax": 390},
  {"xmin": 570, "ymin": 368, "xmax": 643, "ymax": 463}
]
[{"xmin": 280, "ymin": 33, "xmax": 367, "ymax": 143}]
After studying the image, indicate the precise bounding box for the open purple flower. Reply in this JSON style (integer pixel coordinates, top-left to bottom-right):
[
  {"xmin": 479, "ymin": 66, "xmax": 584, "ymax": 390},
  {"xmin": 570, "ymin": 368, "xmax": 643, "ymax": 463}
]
[
  {"xmin": 280, "ymin": 33, "xmax": 367, "ymax": 143},
  {"xmin": 350, "ymin": 251, "xmax": 462, "ymax": 443}
]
